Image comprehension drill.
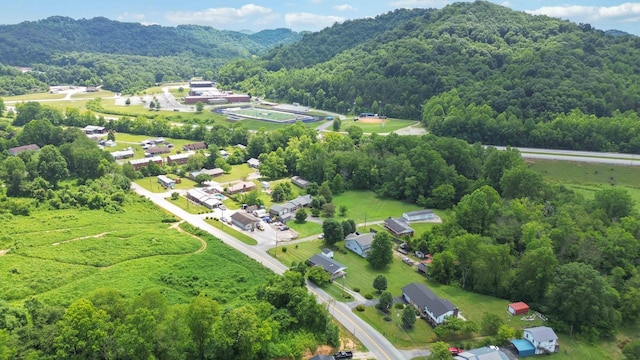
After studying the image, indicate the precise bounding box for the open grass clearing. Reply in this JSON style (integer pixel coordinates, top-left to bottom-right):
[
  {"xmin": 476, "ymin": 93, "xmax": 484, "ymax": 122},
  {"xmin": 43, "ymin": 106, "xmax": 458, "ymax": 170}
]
[
  {"xmin": 343, "ymin": 118, "xmax": 418, "ymax": 134},
  {"xmin": 285, "ymin": 220, "xmax": 323, "ymax": 239},
  {"xmin": 168, "ymin": 196, "xmax": 208, "ymax": 215},
  {"xmin": 70, "ymin": 90, "xmax": 116, "ymax": 99},
  {"xmin": 355, "ymin": 306, "xmax": 437, "ymax": 348},
  {"xmin": 214, "ymin": 164, "xmax": 257, "ymax": 184},
  {"xmin": 332, "ymin": 191, "xmax": 425, "ymax": 225},
  {"xmin": 3, "ymin": 92, "xmax": 67, "ymax": 101}
]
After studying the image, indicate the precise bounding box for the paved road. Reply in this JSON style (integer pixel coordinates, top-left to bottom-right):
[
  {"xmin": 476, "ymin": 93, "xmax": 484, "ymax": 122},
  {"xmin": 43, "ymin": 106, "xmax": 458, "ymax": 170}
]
[
  {"xmin": 488, "ymin": 145, "xmax": 640, "ymax": 166},
  {"xmin": 130, "ymin": 183, "xmax": 411, "ymax": 360}
]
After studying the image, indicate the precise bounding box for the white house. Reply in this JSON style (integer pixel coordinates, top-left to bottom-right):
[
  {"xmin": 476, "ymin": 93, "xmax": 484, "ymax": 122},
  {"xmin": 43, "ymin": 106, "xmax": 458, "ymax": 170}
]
[
  {"xmin": 247, "ymin": 158, "xmax": 260, "ymax": 168},
  {"xmin": 523, "ymin": 326, "xmax": 559, "ymax": 355},
  {"xmin": 157, "ymin": 175, "xmax": 176, "ymax": 189},
  {"xmin": 402, "ymin": 209, "xmax": 435, "ymax": 222},
  {"xmin": 345, "ymin": 232, "xmax": 375, "ymax": 258},
  {"xmin": 402, "ymin": 282, "xmax": 458, "ymax": 326}
]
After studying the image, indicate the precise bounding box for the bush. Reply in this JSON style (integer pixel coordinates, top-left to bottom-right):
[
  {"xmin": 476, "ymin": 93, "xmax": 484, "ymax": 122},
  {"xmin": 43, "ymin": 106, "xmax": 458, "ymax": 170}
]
[
  {"xmin": 355, "ymin": 305, "xmax": 365, "ymax": 312},
  {"xmin": 364, "ymin": 293, "xmax": 373, "ymax": 299},
  {"xmin": 282, "ymin": 247, "xmax": 287, "ymax": 253},
  {"xmin": 352, "ymin": 287, "xmax": 360, "ymax": 292},
  {"xmin": 395, "ymin": 303, "xmax": 405, "ymax": 309}
]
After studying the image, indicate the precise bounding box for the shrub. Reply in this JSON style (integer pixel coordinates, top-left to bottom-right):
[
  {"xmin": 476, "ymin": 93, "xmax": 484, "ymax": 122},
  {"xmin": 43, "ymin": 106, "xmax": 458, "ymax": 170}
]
[
  {"xmin": 364, "ymin": 293, "xmax": 373, "ymax": 300},
  {"xmin": 282, "ymin": 247, "xmax": 287, "ymax": 253},
  {"xmin": 352, "ymin": 287, "xmax": 360, "ymax": 292},
  {"xmin": 395, "ymin": 303, "xmax": 405, "ymax": 309},
  {"xmin": 355, "ymin": 305, "xmax": 365, "ymax": 312}
]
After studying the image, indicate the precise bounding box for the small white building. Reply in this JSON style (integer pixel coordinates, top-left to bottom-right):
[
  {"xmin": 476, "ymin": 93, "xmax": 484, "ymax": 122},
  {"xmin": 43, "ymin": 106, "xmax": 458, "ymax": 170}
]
[
  {"xmin": 247, "ymin": 158, "xmax": 260, "ymax": 168},
  {"xmin": 157, "ymin": 175, "xmax": 176, "ymax": 189},
  {"xmin": 402, "ymin": 209, "xmax": 435, "ymax": 222},
  {"xmin": 523, "ymin": 326, "xmax": 559, "ymax": 355}
]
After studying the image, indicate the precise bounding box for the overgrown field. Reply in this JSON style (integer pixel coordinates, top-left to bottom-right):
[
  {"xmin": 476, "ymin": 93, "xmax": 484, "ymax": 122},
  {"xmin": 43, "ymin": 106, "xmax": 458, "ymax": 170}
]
[{"xmin": 0, "ymin": 194, "xmax": 271, "ymax": 306}]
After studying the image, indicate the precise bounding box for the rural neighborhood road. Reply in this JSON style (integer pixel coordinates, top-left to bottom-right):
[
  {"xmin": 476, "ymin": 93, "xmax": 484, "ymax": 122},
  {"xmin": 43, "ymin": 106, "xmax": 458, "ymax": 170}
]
[
  {"xmin": 489, "ymin": 145, "xmax": 640, "ymax": 166},
  {"xmin": 130, "ymin": 183, "xmax": 413, "ymax": 360}
]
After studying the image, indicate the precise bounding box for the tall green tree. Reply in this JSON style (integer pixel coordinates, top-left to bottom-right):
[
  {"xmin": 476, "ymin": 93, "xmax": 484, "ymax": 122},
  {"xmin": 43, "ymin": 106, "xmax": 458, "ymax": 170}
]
[
  {"xmin": 322, "ymin": 218, "xmax": 343, "ymax": 246},
  {"xmin": 0, "ymin": 156, "xmax": 27, "ymax": 196},
  {"xmin": 37, "ymin": 145, "xmax": 69, "ymax": 187},
  {"xmin": 367, "ymin": 232, "xmax": 393, "ymax": 269},
  {"xmin": 373, "ymin": 275, "xmax": 388, "ymax": 293},
  {"xmin": 594, "ymin": 188, "xmax": 635, "ymax": 221},
  {"xmin": 54, "ymin": 298, "xmax": 110, "ymax": 360},
  {"xmin": 186, "ymin": 296, "xmax": 220, "ymax": 360},
  {"xmin": 454, "ymin": 185, "xmax": 502, "ymax": 235},
  {"xmin": 401, "ymin": 305, "xmax": 416, "ymax": 329}
]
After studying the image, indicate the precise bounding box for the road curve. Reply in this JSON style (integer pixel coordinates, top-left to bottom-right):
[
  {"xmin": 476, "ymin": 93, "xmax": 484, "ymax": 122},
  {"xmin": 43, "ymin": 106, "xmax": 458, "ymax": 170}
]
[{"xmin": 130, "ymin": 183, "xmax": 409, "ymax": 360}]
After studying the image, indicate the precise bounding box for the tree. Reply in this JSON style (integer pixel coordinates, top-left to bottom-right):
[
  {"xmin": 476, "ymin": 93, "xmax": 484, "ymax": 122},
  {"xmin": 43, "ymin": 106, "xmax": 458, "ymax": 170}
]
[
  {"xmin": 295, "ymin": 208, "xmax": 308, "ymax": 223},
  {"xmin": 322, "ymin": 218, "xmax": 343, "ymax": 246},
  {"xmin": 186, "ymin": 296, "xmax": 219, "ymax": 360},
  {"xmin": 367, "ymin": 232, "xmax": 393, "ymax": 269},
  {"xmin": 307, "ymin": 265, "xmax": 330, "ymax": 285},
  {"xmin": 430, "ymin": 183, "xmax": 456, "ymax": 209},
  {"xmin": 125, "ymin": 98, "xmax": 131, "ymax": 106},
  {"xmin": 107, "ymin": 130, "xmax": 116, "ymax": 141},
  {"xmin": 54, "ymin": 298, "xmax": 110, "ymax": 359},
  {"xmin": 545, "ymin": 262, "xmax": 620, "ymax": 339},
  {"xmin": 428, "ymin": 341, "xmax": 452, "ymax": 360},
  {"xmin": 594, "ymin": 188, "xmax": 635, "ymax": 221},
  {"xmin": 0, "ymin": 97, "xmax": 4, "ymax": 115},
  {"xmin": 623, "ymin": 339, "xmax": 640, "ymax": 360},
  {"xmin": 319, "ymin": 181, "xmax": 333, "ymax": 203},
  {"xmin": 195, "ymin": 101, "xmax": 204, "ymax": 113},
  {"xmin": 377, "ymin": 291, "xmax": 393, "ymax": 313},
  {"xmin": 500, "ymin": 165, "xmax": 546, "ymax": 201},
  {"xmin": 481, "ymin": 312, "xmax": 504, "ymax": 336},
  {"xmin": 0, "ymin": 156, "xmax": 27, "ymax": 196},
  {"xmin": 332, "ymin": 118, "xmax": 342, "ymax": 131},
  {"xmin": 454, "ymin": 185, "xmax": 502, "ymax": 235},
  {"xmin": 321, "ymin": 203, "xmax": 336, "ymax": 217},
  {"xmin": 496, "ymin": 324, "xmax": 516, "ymax": 345},
  {"xmin": 401, "ymin": 305, "xmax": 417, "ymax": 329},
  {"xmin": 339, "ymin": 205, "xmax": 348, "ymax": 217},
  {"xmin": 194, "ymin": 173, "xmax": 212, "ymax": 185},
  {"xmin": 331, "ymin": 173, "xmax": 344, "ymax": 194},
  {"xmin": 37, "ymin": 145, "xmax": 69, "ymax": 187},
  {"xmin": 512, "ymin": 245, "xmax": 558, "ymax": 305},
  {"xmin": 373, "ymin": 275, "xmax": 388, "ymax": 294},
  {"xmin": 341, "ymin": 219, "xmax": 356, "ymax": 235}
]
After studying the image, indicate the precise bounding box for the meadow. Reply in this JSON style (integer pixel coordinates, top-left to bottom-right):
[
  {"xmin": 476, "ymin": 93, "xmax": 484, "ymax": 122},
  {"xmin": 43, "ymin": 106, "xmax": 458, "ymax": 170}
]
[
  {"xmin": 343, "ymin": 118, "xmax": 418, "ymax": 134},
  {"xmin": 332, "ymin": 190, "xmax": 425, "ymax": 224},
  {"xmin": 0, "ymin": 195, "xmax": 271, "ymax": 306}
]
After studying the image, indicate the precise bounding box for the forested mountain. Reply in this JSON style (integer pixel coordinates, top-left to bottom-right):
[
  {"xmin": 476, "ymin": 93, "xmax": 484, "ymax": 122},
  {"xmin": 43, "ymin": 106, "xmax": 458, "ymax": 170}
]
[
  {"xmin": 0, "ymin": 17, "xmax": 301, "ymax": 95},
  {"xmin": 0, "ymin": 17, "xmax": 301, "ymax": 65},
  {"xmin": 218, "ymin": 1, "xmax": 640, "ymax": 152}
]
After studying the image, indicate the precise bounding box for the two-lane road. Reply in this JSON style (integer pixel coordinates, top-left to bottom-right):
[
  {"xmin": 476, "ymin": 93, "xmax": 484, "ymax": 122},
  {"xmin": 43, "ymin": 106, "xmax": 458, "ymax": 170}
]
[{"xmin": 131, "ymin": 183, "xmax": 409, "ymax": 360}]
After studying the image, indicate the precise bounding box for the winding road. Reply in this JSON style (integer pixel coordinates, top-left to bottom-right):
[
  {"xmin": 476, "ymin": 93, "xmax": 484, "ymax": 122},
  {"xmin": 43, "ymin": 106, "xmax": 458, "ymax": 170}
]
[{"xmin": 130, "ymin": 183, "xmax": 411, "ymax": 360}]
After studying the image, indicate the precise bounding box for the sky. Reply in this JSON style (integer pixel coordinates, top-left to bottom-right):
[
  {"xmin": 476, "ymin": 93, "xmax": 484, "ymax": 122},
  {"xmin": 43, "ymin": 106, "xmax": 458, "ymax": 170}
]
[{"xmin": 1, "ymin": 0, "xmax": 639, "ymax": 35}]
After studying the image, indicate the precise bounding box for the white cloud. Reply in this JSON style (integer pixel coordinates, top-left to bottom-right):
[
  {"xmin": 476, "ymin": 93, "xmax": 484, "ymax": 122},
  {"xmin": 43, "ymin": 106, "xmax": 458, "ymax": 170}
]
[
  {"xmin": 165, "ymin": 4, "xmax": 278, "ymax": 28},
  {"xmin": 527, "ymin": 3, "xmax": 640, "ymax": 22},
  {"xmin": 334, "ymin": 4, "xmax": 356, "ymax": 11},
  {"xmin": 117, "ymin": 12, "xmax": 146, "ymax": 22},
  {"xmin": 285, "ymin": 12, "xmax": 345, "ymax": 31}
]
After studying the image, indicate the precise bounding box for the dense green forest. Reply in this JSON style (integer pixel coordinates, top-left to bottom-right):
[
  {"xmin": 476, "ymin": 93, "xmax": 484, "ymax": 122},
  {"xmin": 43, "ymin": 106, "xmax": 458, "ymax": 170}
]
[
  {"xmin": 217, "ymin": 1, "xmax": 640, "ymax": 152},
  {"xmin": 0, "ymin": 17, "xmax": 300, "ymax": 95}
]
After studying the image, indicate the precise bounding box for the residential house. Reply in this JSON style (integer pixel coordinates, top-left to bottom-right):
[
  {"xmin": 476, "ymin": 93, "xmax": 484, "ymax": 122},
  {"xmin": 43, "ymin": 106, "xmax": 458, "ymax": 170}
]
[
  {"xmin": 167, "ymin": 153, "xmax": 191, "ymax": 166},
  {"xmin": 307, "ymin": 254, "xmax": 347, "ymax": 280},
  {"xmin": 403, "ymin": 209, "xmax": 435, "ymax": 222},
  {"xmin": 157, "ymin": 175, "xmax": 176, "ymax": 189},
  {"xmin": 186, "ymin": 188, "xmax": 221, "ymax": 209},
  {"xmin": 290, "ymin": 194, "xmax": 313, "ymax": 208},
  {"xmin": 146, "ymin": 146, "xmax": 171, "ymax": 156},
  {"xmin": 247, "ymin": 158, "xmax": 260, "ymax": 168},
  {"xmin": 523, "ymin": 326, "xmax": 559, "ymax": 355},
  {"xmin": 321, "ymin": 248, "xmax": 334, "ymax": 259},
  {"xmin": 8, "ymin": 144, "xmax": 40, "ymax": 156},
  {"xmin": 189, "ymin": 168, "xmax": 224, "ymax": 180},
  {"xmin": 402, "ymin": 282, "xmax": 458, "ymax": 326},
  {"xmin": 454, "ymin": 347, "xmax": 510, "ymax": 360},
  {"xmin": 183, "ymin": 142, "xmax": 207, "ymax": 151},
  {"xmin": 104, "ymin": 140, "xmax": 116, "ymax": 147},
  {"xmin": 111, "ymin": 149, "xmax": 134, "ymax": 160},
  {"xmin": 82, "ymin": 125, "xmax": 106, "ymax": 135},
  {"xmin": 508, "ymin": 302, "xmax": 530, "ymax": 316},
  {"xmin": 345, "ymin": 232, "xmax": 375, "ymax": 258},
  {"xmin": 384, "ymin": 217, "xmax": 415, "ymax": 237},
  {"xmin": 129, "ymin": 157, "xmax": 163, "ymax": 171},
  {"xmin": 291, "ymin": 175, "xmax": 311, "ymax": 189},
  {"xmin": 226, "ymin": 181, "xmax": 256, "ymax": 195},
  {"xmin": 220, "ymin": 150, "xmax": 229, "ymax": 159},
  {"xmin": 230, "ymin": 211, "xmax": 261, "ymax": 231}
]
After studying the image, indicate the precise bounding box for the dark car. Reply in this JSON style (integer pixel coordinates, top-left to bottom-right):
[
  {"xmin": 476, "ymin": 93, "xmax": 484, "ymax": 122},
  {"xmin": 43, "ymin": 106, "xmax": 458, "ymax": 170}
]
[{"xmin": 333, "ymin": 351, "xmax": 353, "ymax": 359}]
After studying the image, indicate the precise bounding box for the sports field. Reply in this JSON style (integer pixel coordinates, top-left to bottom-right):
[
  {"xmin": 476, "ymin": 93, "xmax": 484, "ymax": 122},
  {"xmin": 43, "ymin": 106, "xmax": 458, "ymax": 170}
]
[{"xmin": 226, "ymin": 107, "xmax": 306, "ymax": 122}]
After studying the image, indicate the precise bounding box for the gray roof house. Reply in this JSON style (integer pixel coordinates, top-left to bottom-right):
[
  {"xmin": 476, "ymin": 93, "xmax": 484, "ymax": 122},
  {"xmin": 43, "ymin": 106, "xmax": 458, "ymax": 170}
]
[
  {"xmin": 247, "ymin": 157, "xmax": 260, "ymax": 168},
  {"xmin": 523, "ymin": 326, "xmax": 559, "ymax": 355},
  {"xmin": 307, "ymin": 254, "xmax": 347, "ymax": 280},
  {"xmin": 230, "ymin": 211, "xmax": 261, "ymax": 231},
  {"xmin": 384, "ymin": 217, "xmax": 415, "ymax": 237},
  {"xmin": 291, "ymin": 175, "xmax": 311, "ymax": 189},
  {"xmin": 345, "ymin": 232, "xmax": 375, "ymax": 258},
  {"xmin": 290, "ymin": 194, "xmax": 312, "ymax": 208},
  {"xmin": 454, "ymin": 347, "xmax": 510, "ymax": 360},
  {"xmin": 403, "ymin": 209, "xmax": 435, "ymax": 222},
  {"xmin": 402, "ymin": 282, "xmax": 458, "ymax": 326}
]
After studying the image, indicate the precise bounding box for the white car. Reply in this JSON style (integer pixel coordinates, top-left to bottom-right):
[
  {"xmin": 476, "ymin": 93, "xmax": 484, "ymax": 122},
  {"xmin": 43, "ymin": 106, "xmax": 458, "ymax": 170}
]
[{"xmin": 318, "ymin": 233, "xmax": 324, "ymax": 239}]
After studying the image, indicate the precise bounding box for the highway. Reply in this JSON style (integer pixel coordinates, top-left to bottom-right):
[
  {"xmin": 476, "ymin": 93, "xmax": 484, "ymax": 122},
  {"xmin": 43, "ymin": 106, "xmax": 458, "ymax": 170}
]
[
  {"xmin": 488, "ymin": 145, "xmax": 640, "ymax": 166},
  {"xmin": 131, "ymin": 183, "xmax": 408, "ymax": 360}
]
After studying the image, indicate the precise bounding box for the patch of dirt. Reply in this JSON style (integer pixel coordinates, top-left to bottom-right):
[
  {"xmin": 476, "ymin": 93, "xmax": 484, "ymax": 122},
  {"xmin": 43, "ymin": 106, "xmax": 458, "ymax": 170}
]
[
  {"xmin": 170, "ymin": 221, "xmax": 207, "ymax": 254},
  {"xmin": 51, "ymin": 232, "xmax": 111, "ymax": 246},
  {"xmin": 0, "ymin": 249, "xmax": 9, "ymax": 256},
  {"xmin": 356, "ymin": 116, "xmax": 386, "ymax": 123}
]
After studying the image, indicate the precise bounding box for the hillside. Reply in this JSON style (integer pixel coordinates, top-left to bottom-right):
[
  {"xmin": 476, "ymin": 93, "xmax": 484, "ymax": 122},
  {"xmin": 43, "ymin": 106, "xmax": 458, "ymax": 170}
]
[
  {"xmin": 218, "ymin": 1, "xmax": 640, "ymax": 151},
  {"xmin": 0, "ymin": 16, "xmax": 301, "ymax": 65}
]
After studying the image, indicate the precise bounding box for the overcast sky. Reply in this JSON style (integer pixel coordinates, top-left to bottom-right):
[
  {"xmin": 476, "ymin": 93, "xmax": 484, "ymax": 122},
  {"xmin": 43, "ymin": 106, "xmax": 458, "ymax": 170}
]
[{"xmin": 1, "ymin": 0, "xmax": 639, "ymax": 35}]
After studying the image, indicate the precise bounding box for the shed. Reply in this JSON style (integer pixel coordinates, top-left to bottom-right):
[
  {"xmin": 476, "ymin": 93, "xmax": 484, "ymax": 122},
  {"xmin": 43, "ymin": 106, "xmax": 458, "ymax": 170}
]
[
  {"xmin": 402, "ymin": 209, "xmax": 435, "ymax": 222},
  {"xmin": 508, "ymin": 302, "xmax": 530, "ymax": 316},
  {"xmin": 510, "ymin": 339, "xmax": 536, "ymax": 358},
  {"xmin": 321, "ymin": 248, "xmax": 334, "ymax": 259}
]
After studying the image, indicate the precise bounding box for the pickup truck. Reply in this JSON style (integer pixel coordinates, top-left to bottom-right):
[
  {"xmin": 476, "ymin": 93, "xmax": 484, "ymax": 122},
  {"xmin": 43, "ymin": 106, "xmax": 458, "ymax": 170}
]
[{"xmin": 333, "ymin": 350, "xmax": 353, "ymax": 359}]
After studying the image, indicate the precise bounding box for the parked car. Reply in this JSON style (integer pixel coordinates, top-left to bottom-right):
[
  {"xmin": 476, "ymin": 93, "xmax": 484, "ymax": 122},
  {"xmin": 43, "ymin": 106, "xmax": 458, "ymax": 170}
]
[
  {"xmin": 280, "ymin": 226, "xmax": 289, "ymax": 231},
  {"xmin": 318, "ymin": 233, "xmax": 324, "ymax": 239},
  {"xmin": 402, "ymin": 257, "xmax": 414, "ymax": 266},
  {"xmin": 333, "ymin": 350, "xmax": 353, "ymax": 359},
  {"xmin": 449, "ymin": 347, "xmax": 463, "ymax": 355}
]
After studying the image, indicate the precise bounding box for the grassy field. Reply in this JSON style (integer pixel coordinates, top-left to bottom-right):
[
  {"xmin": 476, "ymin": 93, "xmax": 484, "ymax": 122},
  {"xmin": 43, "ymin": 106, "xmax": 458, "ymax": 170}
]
[
  {"xmin": 0, "ymin": 195, "xmax": 270, "ymax": 306},
  {"xmin": 332, "ymin": 191, "xmax": 424, "ymax": 224},
  {"xmin": 356, "ymin": 306, "xmax": 437, "ymax": 348},
  {"xmin": 285, "ymin": 220, "xmax": 323, "ymax": 239},
  {"xmin": 215, "ymin": 164, "xmax": 257, "ymax": 184},
  {"xmin": 3, "ymin": 92, "xmax": 67, "ymax": 101},
  {"xmin": 343, "ymin": 119, "xmax": 418, "ymax": 134},
  {"xmin": 70, "ymin": 90, "xmax": 116, "ymax": 99},
  {"xmin": 168, "ymin": 195, "xmax": 208, "ymax": 215},
  {"xmin": 530, "ymin": 160, "xmax": 640, "ymax": 212}
]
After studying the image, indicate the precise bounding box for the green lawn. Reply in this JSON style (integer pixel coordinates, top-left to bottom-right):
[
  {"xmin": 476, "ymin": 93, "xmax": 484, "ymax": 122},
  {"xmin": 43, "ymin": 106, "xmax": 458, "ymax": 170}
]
[
  {"xmin": 356, "ymin": 306, "xmax": 438, "ymax": 348},
  {"xmin": 342, "ymin": 119, "xmax": 418, "ymax": 134},
  {"xmin": 214, "ymin": 164, "xmax": 257, "ymax": 184},
  {"xmin": 286, "ymin": 220, "xmax": 323, "ymax": 239},
  {"xmin": 3, "ymin": 92, "xmax": 67, "ymax": 101},
  {"xmin": 134, "ymin": 177, "xmax": 171, "ymax": 193},
  {"xmin": 204, "ymin": 219, "xmax": 257, "ymax": 245},
  {"xmin": 70, "ymin": 90, "xmax": 116, "ymax": 99},
  {"xmin": 168, "ymin": 196, "xmax": 208, "ymax": 215},
  {"xmin": 332, "ymin": 191, "xmax": 424, "ymax": 224}
]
